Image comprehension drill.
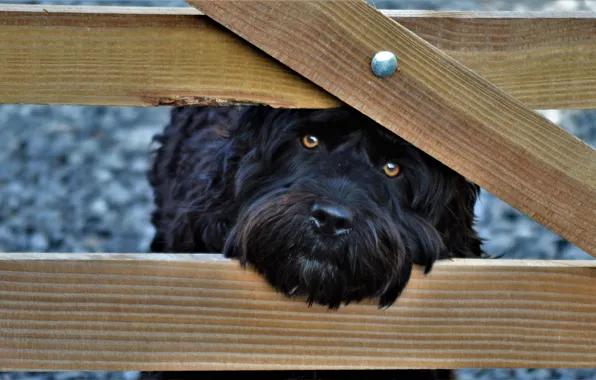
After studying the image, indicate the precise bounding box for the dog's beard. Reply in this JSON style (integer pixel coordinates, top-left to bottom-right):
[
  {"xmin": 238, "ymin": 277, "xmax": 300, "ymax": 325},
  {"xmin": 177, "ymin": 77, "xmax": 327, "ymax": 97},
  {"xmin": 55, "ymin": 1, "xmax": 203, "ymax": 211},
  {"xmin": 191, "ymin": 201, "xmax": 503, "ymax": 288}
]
[{"xmin": 222, "ymin": 186, "xmax": 415, "ymax": 309}]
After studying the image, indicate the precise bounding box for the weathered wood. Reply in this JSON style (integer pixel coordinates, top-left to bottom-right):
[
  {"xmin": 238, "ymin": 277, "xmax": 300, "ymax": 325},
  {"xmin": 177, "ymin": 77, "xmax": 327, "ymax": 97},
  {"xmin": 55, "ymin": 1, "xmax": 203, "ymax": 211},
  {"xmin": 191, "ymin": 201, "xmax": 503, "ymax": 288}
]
[
  {"xmin": 0, "ymin": 253, "xmax": 594, "ymax": 370},
  {"xmin": 189, "ymin": 0, "xmax": 596, "ymax": 257},
  {"xmin": 2, "ymin": 5, "xmax": 596, "ymax": 109}
]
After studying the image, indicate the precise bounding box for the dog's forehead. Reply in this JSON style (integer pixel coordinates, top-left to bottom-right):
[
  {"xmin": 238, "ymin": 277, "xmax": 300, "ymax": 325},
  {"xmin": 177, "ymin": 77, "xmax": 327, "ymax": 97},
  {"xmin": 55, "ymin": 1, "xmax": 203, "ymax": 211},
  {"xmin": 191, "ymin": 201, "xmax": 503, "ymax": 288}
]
[{"xmin": 302, "ymin": 109, "xmax": 410, "ymax": 146}]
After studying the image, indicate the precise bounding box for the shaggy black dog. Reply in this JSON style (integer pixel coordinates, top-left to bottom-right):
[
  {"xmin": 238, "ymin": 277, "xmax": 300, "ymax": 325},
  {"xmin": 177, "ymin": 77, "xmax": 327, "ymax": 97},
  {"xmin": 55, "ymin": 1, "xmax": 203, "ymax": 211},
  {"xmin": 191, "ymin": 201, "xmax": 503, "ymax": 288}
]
[
  {"xmin": 143, "ymin": 105, "xmax": 484, "ymax": 380},
  {"xmin": 148, "ymin": 105, "xmax": 483, "ymax": 307}
]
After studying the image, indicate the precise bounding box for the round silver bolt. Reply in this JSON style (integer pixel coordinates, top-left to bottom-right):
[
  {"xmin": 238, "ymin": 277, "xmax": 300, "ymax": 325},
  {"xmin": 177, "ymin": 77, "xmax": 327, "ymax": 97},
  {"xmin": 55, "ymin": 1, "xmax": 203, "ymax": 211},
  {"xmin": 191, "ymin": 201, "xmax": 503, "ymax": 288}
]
[{"xmin": 371, "ymin": 51, "xmax": 398, "ymax": 78}]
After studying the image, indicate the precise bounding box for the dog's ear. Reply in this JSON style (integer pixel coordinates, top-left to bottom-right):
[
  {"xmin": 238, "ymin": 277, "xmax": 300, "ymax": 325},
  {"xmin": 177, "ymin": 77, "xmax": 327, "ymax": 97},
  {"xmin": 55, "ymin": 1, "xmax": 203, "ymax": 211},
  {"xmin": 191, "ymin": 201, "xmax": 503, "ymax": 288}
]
[
  {"xmin": 400, "ymin": 158, "xmax": 483, "ymax": 273},
  {"xmin": 435, "ymin": 175, "xmax": 484, "ymax": 259}
]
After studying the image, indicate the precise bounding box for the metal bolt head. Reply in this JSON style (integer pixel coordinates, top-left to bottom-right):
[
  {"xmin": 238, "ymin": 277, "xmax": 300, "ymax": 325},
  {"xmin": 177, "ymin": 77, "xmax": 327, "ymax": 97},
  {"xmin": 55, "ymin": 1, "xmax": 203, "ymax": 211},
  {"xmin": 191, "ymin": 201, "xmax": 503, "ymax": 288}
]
[{"xmin": 371, "ymin": 51, "xmax": 398, "ymax": 78}]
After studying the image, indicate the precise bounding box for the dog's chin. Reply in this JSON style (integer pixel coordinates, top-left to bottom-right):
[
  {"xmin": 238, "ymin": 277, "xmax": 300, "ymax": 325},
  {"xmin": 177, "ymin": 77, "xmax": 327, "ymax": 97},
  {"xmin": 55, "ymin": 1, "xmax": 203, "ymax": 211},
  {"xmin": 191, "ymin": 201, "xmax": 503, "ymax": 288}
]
[
  {"xmin": 225, "ymin": 230, "xmax": 413, "ymax": 309},
  {"xmin": 276, "ymin": 257, "xmax": 348, "ymax": 309},
  {"xmin": 253, "ymin": 251, "xmax": 413, "ymax": 309}
]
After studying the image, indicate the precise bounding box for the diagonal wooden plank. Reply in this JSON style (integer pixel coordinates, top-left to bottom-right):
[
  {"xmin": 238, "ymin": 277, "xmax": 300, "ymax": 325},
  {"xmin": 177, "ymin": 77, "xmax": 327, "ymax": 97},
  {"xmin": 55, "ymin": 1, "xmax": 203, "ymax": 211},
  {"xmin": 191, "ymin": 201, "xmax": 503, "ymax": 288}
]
[
  {"xmin": 0, "ymin": 253, "xmax": 595, "ymax": 370},
  {"xmin": 188, "ymin": 0, "xmax": 596, "ymax": 257}
]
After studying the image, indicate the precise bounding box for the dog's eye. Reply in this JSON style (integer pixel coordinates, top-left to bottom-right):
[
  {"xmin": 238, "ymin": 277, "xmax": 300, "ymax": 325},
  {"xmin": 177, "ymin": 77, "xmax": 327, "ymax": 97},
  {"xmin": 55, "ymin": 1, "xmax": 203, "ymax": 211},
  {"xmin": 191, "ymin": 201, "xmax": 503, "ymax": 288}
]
[
  {"xmin": 301, "ymin": 135, "xmax": 319, "ymax": 149},
  {"xmin": 383, "ymin": 161, "xmax": 400, "ymax": 177}
]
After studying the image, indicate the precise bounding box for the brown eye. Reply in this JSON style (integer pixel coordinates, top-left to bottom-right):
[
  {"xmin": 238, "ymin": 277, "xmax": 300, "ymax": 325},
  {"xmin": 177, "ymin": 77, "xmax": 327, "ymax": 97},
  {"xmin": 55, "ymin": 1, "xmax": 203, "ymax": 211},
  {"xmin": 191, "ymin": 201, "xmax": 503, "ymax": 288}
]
[
  {"xmin": 301, "ymin": 135, "xmax": 319, "ymax": 149},
  {"xmin": 383, "ymin": 161, "xmax": 400, "ymax": 177}
]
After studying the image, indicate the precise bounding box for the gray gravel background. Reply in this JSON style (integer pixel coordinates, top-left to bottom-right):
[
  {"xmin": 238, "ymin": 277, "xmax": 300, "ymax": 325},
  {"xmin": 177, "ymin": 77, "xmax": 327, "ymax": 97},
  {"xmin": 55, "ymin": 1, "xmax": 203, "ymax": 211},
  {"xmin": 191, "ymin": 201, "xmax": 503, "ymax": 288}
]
[{"xmin": 1, "ymin": 0, "xmax": 595, "ymax": 379}]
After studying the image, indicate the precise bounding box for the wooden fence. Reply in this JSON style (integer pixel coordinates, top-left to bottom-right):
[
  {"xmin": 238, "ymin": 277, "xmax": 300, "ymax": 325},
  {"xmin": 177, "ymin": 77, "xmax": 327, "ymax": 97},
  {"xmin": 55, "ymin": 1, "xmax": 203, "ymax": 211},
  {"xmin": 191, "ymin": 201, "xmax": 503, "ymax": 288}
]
[{"xmin": 0, "ymin": 1, "xmax": 595, "ymax": 371}]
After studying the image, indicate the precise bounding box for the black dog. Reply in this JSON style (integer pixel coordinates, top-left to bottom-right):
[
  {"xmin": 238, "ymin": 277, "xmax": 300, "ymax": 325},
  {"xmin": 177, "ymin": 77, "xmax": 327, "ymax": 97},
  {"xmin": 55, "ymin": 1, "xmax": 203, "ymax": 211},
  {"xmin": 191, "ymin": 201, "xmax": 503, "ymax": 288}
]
[
  {"xmin": 144, "ymin": 105, "xmax": 483, "ymax": 380},
  {"xmin": 149, "ymin": 105, "xmax": 483, "ymax": 308}
]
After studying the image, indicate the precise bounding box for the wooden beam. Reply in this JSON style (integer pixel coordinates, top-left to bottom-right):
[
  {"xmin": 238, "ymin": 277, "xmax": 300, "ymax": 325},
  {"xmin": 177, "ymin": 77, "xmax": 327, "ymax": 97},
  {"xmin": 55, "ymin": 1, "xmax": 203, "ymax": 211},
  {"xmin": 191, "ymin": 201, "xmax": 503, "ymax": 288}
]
[
  {"xmin": 394, "ymin": 10, "xmax": 596, "ymax": 110},
  {"xmin": 0, "ymin": 253, "xmax": 594, "ymax": 370},
  {"xmin": 2, "ymin": 5, "xmax": 596, "ymax": 109},
  {"xmin": 189, "ymin": 1, "xmax": 596, "ymax": 257},
  {"xmin": 0, "ymin": 5, "xmax": 337, "ymax": 109}
]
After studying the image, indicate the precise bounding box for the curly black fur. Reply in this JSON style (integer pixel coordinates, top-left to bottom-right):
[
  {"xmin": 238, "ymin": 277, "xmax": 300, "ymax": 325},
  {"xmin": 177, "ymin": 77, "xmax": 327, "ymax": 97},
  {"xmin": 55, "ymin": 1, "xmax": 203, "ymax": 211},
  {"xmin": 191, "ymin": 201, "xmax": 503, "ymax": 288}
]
[
  {"xmin": 148, "ymin": 105, "xmax": 483, "ymax": 309},
  {"xmin": 145, "ymin": 105, "xmax": 484, "ymax": 380}
]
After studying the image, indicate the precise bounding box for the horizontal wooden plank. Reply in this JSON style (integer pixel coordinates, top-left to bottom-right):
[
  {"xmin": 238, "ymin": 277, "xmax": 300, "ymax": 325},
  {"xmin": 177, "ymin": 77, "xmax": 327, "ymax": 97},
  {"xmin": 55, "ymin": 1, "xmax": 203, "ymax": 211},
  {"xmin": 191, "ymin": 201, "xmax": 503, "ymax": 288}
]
[
  {"xmin": 192, "ymin": 1, "xmax": 596, "ymax": 258},
  {"xmin": 0, "ymin": 5, "xmax": 337, "ymax": 108},
  {"xmin": 0, "ymin": 253, "xmax": 594, "ymax": 370},
  {"xmin": 1, "ymin": 5, "xmax": 596, "ymax": 108}
]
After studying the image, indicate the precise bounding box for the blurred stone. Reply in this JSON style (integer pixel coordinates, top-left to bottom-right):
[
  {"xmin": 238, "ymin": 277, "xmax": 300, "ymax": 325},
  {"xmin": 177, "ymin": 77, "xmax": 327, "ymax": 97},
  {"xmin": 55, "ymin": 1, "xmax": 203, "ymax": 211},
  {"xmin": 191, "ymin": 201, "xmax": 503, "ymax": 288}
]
[
  {"xmin": 104, "ymin": 182, "xmax": 132, "ymax": 206},
  {"xmin": 90, "ymin": 198, "xmax": 109, "ymax": 215},
  {"xmin": 29, "ymin": 232, "xmax": 49, "ymax": 251}
]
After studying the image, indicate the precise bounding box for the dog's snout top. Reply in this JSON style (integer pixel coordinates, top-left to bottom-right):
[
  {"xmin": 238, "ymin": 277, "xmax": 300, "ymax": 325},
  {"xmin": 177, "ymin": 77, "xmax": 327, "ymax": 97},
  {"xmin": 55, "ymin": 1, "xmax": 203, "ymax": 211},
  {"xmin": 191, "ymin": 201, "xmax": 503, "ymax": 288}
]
[{"xmin": 310, "ymin": 202, "xmax": 353, "ymax": 235}]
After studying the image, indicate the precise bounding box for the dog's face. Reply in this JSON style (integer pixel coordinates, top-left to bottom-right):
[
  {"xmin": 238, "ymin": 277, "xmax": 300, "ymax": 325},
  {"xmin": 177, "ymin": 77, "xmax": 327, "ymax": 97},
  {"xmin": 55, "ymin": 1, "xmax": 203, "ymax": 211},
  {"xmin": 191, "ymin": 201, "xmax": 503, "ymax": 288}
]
[{"xmin": 213, "ymin": 107, "xmax": 482, "ymax": 309}]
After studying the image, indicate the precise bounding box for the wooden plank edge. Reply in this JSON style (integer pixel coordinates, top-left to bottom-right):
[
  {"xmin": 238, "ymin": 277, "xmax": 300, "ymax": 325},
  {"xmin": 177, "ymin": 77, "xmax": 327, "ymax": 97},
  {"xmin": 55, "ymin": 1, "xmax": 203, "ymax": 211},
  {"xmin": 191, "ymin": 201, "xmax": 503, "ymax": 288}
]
[
  {"xmin": 0, "ymin": 252, "xmax": 594, "ymax": 266},
  {"xmin": 3, "ymin": 4, "xmax": 596, "ymax": 18}
]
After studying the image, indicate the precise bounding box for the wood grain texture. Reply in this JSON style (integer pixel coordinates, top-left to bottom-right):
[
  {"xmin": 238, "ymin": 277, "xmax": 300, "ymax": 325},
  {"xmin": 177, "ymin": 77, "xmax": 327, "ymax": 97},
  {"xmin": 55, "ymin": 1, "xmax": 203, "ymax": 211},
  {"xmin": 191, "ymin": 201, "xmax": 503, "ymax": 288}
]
[
  {"xmin": 2, "ymin": 5, "xmax": 596, "ymax": 109},
  {"xmin": 189, "ymin": 0, "xmax": 596, "ymax": 257},
  {"xmin": 0, "ymin": 253, "xmax": 594, "ymax": 370},
  {"xmin": 392, "ymin": 10, "xmax": 596, "ymax": 110},
  {"xmin": 0, "ymin": 5, "xmax": 338, "ymax": 108}
]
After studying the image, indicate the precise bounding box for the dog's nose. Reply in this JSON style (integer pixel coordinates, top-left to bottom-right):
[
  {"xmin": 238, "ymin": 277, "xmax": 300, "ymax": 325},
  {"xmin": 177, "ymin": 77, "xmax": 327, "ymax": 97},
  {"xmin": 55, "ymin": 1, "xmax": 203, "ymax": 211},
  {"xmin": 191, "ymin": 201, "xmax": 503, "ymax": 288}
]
[{"xmin": 310, "ymin": 202, "xmax": 353, "ymax": 235}]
